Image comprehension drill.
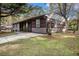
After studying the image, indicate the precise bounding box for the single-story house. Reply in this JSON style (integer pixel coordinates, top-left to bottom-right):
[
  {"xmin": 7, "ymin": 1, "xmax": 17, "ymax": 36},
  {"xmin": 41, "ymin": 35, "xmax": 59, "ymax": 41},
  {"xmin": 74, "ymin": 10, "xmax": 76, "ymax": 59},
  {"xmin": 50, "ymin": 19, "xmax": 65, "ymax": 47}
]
[{"xmin": 12, "ymin": 14, "xmax": 65, "ymax": 33}]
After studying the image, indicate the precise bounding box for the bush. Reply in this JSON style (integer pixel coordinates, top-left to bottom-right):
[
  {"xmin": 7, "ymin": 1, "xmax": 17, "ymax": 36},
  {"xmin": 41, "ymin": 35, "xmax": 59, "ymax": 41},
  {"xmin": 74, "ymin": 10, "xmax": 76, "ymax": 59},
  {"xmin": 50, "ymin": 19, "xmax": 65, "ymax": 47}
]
[{"xmin": 68, "ymin": 20, "xmax": 78, "ymax": 33}]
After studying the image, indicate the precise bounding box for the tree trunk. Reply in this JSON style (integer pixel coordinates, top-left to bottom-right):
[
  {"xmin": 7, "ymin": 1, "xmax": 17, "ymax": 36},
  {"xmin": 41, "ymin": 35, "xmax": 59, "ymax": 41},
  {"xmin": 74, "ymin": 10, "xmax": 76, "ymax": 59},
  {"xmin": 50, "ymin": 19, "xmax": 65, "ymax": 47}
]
[
  {"xmin": 46, "ymin": 18, "xmax": 52, "ymax": 35},
  {"xmin": 62, "ymin": 19, "xmax": 68, "ymax": 33}
]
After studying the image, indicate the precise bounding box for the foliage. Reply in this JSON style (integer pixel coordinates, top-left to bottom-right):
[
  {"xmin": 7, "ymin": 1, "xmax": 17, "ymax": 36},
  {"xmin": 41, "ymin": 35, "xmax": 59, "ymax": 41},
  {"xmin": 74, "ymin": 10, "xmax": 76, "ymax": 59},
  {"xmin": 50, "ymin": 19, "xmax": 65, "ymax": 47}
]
[
  {"xmin": 68, "ymin": 20, "xmax": 78, "ymax": 32},
  {"xmin": 0, "ymin": 3, "xmax": 43, "ymax": 17}
]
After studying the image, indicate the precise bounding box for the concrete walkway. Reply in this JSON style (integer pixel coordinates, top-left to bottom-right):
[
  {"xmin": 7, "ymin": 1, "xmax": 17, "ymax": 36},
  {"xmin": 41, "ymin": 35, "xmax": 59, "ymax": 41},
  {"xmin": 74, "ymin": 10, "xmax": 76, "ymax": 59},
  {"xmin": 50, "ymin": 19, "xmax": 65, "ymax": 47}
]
[{"xmin": 0, "ymin": 32, "xmax": 43, "ymax": 44}]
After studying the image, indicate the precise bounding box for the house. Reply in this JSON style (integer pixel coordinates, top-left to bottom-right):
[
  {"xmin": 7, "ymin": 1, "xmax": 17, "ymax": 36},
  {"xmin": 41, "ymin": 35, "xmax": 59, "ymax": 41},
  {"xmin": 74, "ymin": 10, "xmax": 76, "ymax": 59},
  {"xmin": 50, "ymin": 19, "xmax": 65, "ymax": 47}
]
[{"xmin": 12, "ymin": 14, "xmax": 65, "ymax": 33}]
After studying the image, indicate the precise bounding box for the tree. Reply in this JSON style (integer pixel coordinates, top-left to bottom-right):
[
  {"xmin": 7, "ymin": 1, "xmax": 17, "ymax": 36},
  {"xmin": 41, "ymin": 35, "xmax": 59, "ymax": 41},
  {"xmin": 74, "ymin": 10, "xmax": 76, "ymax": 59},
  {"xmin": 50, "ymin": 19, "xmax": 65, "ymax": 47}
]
[
  {"xmin": 0, "ymin": 4, "xmax": 27, "ymax": 31},
  {"xmin": 0, "ymin": 3, "xmax": 44, "ymax": 31},
  {"xmin": 47, "ymin": 3, "xmax": 75, "ymax": 34},
  {"xmin": 76, "ymin": 12, "xmax": 79, "ymax": 31},
  {"xmin": 69, "ymin": 20, "xmax": 78, "ymax": 33}
]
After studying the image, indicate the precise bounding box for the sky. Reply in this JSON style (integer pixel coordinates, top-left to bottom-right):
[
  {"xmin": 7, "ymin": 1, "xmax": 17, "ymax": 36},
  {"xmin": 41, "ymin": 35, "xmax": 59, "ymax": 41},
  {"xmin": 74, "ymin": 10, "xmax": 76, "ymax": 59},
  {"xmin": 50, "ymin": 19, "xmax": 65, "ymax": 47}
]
[
  {"xmin": 30, "ymin": 3, "xmax": 48, "ymax": 9},
  {"xmin": 74, "ymin": 4, "xmax": 79, "ymax": 10},
  {"xmin": 30, "ymin": 3, "xmax": 79, "ymax": 19},
  {"xmin": 31, "ymin": 3, "xmax": 79, "ymax": 10}
]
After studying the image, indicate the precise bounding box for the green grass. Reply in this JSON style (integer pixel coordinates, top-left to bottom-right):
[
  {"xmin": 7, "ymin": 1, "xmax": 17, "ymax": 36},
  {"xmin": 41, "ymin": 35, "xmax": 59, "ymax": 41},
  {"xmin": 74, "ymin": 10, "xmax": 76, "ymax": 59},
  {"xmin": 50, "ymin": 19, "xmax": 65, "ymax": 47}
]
[{"xmin": 0, "ymin": 33, "xmax": 79, "ymax": 56}]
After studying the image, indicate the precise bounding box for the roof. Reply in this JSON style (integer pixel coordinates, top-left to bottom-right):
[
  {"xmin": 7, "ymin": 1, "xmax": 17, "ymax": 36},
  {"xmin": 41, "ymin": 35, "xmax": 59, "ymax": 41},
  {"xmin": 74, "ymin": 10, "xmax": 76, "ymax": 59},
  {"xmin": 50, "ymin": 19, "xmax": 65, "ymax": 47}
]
[
  {"xmin": 13, "ymin": 13, "xmax": 64, "ymax": 24},
  {"xmin": 13, "ymin": 14, "xmax": 48, "ymax": 24}
]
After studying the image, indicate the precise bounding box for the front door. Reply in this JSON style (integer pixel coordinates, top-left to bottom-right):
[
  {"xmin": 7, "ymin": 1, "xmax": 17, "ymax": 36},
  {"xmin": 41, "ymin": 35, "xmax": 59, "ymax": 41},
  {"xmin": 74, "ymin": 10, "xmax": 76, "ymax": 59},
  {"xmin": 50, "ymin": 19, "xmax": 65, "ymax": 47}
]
[{"xmin": 19, "ymin": 22, "xmax": 26, "ymax": 32}]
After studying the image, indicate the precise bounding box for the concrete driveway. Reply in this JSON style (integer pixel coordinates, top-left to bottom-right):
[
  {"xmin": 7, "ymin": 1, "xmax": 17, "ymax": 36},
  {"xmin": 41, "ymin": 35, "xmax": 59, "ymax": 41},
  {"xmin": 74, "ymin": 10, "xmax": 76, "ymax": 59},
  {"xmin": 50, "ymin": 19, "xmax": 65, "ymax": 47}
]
[{"xmin": 0, "ymin": 32, "xmax": 43, "ymax": 44}]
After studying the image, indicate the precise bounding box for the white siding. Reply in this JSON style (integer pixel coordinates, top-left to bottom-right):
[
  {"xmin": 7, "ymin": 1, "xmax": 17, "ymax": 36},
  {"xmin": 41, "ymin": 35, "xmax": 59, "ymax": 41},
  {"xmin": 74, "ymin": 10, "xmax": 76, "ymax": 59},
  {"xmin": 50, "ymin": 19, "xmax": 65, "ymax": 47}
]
[
  {"xmin": 32, "ymin": 28, "xmax": 46, "ymax": 33},
  {"xmin": 36, "ymin": 19, "xmax": 40, "ymax": 28}
]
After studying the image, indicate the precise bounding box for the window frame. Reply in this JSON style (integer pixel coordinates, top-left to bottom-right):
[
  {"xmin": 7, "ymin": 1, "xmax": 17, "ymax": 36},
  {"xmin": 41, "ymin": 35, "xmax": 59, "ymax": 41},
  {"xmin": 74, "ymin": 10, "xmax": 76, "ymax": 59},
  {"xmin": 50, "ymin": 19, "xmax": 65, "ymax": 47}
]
[{"xmin": 36, "ymin": 19, "xmax": 40, "ymax": 28}]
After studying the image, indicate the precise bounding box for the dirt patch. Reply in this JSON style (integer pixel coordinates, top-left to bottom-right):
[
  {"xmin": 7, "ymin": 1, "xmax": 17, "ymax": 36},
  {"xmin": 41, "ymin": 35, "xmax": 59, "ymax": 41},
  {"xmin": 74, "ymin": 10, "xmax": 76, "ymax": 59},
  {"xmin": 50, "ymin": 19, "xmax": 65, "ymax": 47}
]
[
  {"xmin": 77, "ymin": 53, "xmax": 79, "ymax": 56},
  {"xmin": 41, "ymin": 35, "xmax": 54, "ymax": 39},
  {"xmin": 0, "ymin": 44, "xmax": 22, "ymax": 52},
  {"xmin": 63, "ymin": 35, "xmax": 76, "ymax": 38},
  {"xmin": 37, "ymin": 34, "xmax": 76, "ymax": 40}
]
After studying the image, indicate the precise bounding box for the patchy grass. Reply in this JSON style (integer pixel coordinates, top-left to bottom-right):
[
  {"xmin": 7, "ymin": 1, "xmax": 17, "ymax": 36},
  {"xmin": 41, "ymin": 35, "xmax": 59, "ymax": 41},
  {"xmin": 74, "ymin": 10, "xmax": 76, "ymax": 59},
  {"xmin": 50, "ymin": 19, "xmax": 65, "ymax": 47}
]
[{"xmin": 0, "ymin": 33, "xmax": 79, "ymax": 56}]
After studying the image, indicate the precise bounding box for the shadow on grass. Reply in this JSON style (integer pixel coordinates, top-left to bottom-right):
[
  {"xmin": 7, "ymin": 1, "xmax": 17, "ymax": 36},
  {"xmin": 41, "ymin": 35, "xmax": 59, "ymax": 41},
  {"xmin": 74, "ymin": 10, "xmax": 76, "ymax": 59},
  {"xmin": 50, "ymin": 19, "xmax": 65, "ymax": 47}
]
[{"xmin": 77, "ymin": 53, "xmax": 79, "ymax": 56}]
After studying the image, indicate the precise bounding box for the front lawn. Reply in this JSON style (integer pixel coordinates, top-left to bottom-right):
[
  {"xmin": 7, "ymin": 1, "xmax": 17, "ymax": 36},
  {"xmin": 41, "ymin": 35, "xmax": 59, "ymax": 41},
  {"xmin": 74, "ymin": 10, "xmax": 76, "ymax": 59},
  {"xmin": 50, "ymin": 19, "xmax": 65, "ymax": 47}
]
[{"xmin": 0, "ymin": 33, "xmax": 79, "ymax": 56}]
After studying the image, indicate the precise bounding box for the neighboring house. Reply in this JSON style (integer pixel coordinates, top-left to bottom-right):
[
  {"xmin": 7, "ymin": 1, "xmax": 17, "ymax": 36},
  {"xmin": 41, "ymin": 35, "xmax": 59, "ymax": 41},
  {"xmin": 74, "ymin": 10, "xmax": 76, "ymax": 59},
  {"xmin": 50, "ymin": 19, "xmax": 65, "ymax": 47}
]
[
  {"xmin": 13, "ymin": 14, "xmax": 65, "ymax": 33},
  {"xmin": 1, "ymin": 16, "xmax": 13, "ymax": 32},
  {"xmin": 1, "ymin": 25, "xmax": 12, "ymax": 32}
]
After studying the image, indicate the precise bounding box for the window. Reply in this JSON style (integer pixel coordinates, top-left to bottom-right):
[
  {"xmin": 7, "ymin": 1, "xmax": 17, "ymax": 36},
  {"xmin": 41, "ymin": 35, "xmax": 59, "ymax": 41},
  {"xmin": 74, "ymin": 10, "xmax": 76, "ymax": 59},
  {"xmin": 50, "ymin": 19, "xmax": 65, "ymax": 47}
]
[{"xmin": 36, "ymin": 19, "xmax": 40, "ymax": 28}]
